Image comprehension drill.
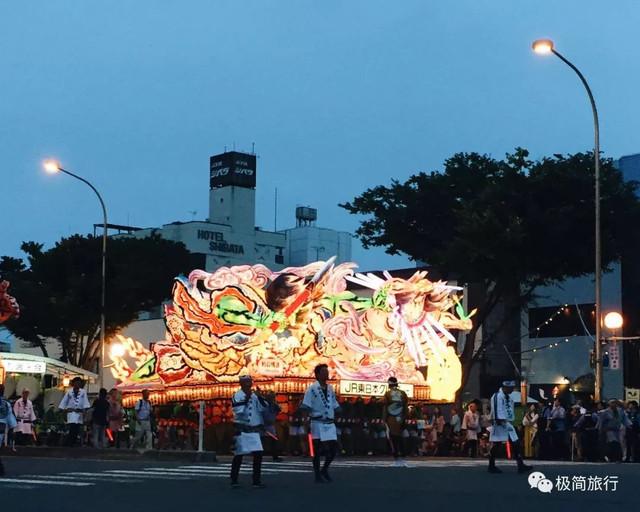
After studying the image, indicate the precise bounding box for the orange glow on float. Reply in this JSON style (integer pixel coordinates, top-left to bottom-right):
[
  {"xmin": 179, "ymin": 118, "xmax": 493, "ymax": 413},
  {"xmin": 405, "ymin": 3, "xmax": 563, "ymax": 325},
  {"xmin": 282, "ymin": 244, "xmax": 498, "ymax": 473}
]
[{"xmin": 110, "ymin": 260, "xmax": 473, "ymax": 403}]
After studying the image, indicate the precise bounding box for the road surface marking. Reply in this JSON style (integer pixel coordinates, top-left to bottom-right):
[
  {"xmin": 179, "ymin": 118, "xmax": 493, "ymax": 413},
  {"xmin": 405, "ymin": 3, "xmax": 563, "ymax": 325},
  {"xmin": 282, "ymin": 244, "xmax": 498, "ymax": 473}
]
[{"xmin": 0, "ymin": 478, "xmax": 93, "ymax": 486}]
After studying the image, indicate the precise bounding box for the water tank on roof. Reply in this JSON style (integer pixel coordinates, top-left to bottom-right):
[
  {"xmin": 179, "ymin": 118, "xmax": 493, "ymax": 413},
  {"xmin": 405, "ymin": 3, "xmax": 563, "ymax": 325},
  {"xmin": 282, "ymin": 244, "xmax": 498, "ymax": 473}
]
[{"xmin": 296, "ymin": 206, "xmax": 317, "ymax": 226}]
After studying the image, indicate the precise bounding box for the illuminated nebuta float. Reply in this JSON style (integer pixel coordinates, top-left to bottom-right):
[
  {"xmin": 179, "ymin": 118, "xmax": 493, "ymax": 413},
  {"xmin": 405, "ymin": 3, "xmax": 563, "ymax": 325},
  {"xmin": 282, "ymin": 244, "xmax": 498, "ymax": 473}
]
[
  {"xmin": 110, "ymin": 259, "xmax": 474, "ymax": 403},
  {"xmin": 0, "ymin": 278, "xmax": 20, "ymax": 324}
]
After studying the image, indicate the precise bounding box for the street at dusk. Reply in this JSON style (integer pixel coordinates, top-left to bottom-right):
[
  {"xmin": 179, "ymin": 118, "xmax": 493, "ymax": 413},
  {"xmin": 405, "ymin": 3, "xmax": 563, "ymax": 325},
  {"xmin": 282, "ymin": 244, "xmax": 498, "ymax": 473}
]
[{"xmin": 1, "ymin": 1, "xmax": 639, "ymax": 509}]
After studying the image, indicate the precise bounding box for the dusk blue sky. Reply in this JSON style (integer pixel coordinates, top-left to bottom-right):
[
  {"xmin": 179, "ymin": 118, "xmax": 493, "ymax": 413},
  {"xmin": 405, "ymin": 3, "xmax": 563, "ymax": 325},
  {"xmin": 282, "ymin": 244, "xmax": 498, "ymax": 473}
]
[{"xmin": 2, "ymin": 1, "xmax": 639, "ymax": 271}]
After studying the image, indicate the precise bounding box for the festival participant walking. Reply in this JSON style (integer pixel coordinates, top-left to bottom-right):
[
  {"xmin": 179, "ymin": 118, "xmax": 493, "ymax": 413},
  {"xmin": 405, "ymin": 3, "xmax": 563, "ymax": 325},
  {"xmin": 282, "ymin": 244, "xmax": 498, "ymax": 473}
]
[
  {"xmin": 13, "ymin": 388, "xmax": 36, "ymax": 445},
  {"xmin": 230, "ymin": 375, "xmax": 268, "ymax": 488},
  {"xmin": 488, "ymin": 380, "xmax": 532, "ymax": 474},
  {"xmin": 91, "ymin": 388, "xmax": 110, "ymax": 449},
  {"xmin": 130, "ymin": 389, "xmax": 154, "ymax": 451},
  {"xmin": 382, "ymin": 377, "xmax": 409, "ymax": 466},
  {"xmin": 59, "ymin": 377, "xmax": 91, "ymax": 447},
  {"xmin": 462, "ymin": 401, "xmax": 481, "ymax": 458},
  {"xmin": 300, "ymin": 364, "xmax": 341, "ymax": 483}
]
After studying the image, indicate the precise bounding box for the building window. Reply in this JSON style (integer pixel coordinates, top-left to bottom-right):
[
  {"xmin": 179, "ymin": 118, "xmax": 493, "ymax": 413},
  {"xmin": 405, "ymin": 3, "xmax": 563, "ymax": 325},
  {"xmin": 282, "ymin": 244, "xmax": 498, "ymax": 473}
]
[{"xmin": 528, "ymin": 303, "xmax": 596, "ymax": 338}]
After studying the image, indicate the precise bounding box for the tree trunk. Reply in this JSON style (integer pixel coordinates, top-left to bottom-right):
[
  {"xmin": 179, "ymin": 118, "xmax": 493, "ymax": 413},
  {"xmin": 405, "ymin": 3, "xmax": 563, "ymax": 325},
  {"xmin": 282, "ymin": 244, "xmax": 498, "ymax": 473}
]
[
  {"xmin": 83, "ymin": 335, "xmax": 101, "ymax": 368},
  {"xmin": 35, "ymin": 337, "xmax": 49, "ymax": 358},
  {"xmin": 454, "ymin": 284, "xmax": 503, "ymax": 408},
  {"xmin": 455, "ymin": 325, "xmax": 479, "ymax": 409}
]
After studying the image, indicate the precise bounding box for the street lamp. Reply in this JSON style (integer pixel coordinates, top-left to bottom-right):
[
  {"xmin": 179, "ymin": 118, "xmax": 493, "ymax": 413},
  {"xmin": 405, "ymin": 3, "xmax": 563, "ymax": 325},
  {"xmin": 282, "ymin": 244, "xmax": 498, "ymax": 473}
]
[
  {"xmin": 531, "ymin": 39, "xmax": 603, "ymax": 401},
  {"xmin": 43, "ymin": 159, "xmax": 108, "ymax": 389},
  {"xmin": 603, "ymin": 311, "xmax": 623, "ymax": 331}
]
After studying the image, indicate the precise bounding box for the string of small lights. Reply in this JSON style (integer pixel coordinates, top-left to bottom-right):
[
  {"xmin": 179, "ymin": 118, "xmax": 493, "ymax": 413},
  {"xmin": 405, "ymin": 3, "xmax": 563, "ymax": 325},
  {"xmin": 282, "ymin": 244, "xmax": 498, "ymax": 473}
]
[
  {"xmin": 518, "ymin": 334, "xmax": 582, "ymax": 354},
  {"xmin": 520, "ymin": 303, "xmax": 570, "ymax": 340}
]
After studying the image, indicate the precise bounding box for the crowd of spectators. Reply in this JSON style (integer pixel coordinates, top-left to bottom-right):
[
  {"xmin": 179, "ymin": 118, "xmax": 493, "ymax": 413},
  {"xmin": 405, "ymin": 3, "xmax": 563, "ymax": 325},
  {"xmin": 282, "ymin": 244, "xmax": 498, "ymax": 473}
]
[
  {"xmin": 2, "ymin": 382, "xmax": 639, "ymax": 462},
  {"xmin": 520, "ymin": 399, "xmax": 639, "ymax": 462}
]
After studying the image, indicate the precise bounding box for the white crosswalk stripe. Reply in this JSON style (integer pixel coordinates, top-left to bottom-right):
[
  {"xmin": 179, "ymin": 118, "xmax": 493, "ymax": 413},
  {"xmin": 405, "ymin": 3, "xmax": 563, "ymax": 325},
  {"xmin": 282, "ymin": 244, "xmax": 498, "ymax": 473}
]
[
  {"xmin": 145, "ymin": 466, "xmax": 308, "ymax": 474},
  {"xmin": 22, "ymin": 474, "xmax": 140, "ymax": 484},
  {"xmin": 0, "ymin": 458, "xmax": 607, "ymax": 490},
  {"xmin": 103, "ymin": 470, "xmax": 195, "ymax": 479},
  {"xmin": 0, "ymin": 478, "xmax": 94, "ymax": 487}
]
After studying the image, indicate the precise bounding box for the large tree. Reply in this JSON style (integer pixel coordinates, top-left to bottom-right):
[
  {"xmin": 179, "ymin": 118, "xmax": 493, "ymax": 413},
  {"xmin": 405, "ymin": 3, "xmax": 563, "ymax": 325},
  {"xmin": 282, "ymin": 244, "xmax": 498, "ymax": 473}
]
[
  {"xmin": 0, "ymin": 234, "xmax": 192, "ymax": 369},
  {"xmin": 341, "ymin": 148, "xmax": 640, "ymax": 401}
]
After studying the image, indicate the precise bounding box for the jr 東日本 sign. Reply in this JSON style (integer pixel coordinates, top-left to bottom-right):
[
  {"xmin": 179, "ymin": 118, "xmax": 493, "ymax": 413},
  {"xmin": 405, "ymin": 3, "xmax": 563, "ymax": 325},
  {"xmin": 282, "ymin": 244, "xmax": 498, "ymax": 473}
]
[
  {"xmin": 1, "ymin": 360, "xmax": 46, "ymax": 374},
  {"xmin": 339, "ymin": 379, "xmax": 414, "ymax": 398}
]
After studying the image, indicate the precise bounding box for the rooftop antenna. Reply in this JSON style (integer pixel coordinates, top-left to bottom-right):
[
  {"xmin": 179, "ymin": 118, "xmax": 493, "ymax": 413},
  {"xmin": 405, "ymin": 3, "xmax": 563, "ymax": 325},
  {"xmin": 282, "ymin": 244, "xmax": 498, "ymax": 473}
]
[
  {"xmin": 252, "ymin": 141, "xmax": 255, "ymax": 154},
  {"xmin": 274, "ymin": 187, "xmax": 278, "ymax": 231},
  {"xmin": 188, "ymin": 210, "xmax": 197, "ymax": 221},
  {"xmin": 224, "ymin": 145, "xmax": 227, "ymax": 152}
]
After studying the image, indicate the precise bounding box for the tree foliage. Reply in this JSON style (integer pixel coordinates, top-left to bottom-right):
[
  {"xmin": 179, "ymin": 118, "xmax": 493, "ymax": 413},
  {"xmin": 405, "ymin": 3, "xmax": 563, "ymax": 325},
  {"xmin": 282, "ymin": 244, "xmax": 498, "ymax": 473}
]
[
  {"xmin": 341, "ymin": 148, "xmax": 640, "ymax": 398},
  {"xmin": 0, "ymin": 234, "xmax": 192, "ymax": 368}
]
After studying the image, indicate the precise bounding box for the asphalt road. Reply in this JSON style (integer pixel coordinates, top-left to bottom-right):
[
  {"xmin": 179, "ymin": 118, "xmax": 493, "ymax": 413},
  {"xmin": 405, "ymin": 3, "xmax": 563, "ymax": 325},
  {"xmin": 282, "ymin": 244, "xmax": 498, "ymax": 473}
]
[{"xmin": 1, "ymin": 456, "xmax": 636, "ymax": 512}]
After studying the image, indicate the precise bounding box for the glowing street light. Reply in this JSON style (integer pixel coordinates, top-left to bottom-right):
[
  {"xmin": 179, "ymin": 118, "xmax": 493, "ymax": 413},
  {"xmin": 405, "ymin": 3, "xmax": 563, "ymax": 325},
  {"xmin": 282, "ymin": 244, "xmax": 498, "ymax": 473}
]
[
  {"xmin": 604, "ymin": 311, "xmax": 623, "ymax": 331},
  {"xmin": 43, "ymin": 159, "xmax": 108, "ymax": 389},
  {"xmin": 532, "ymin": 39, "xmax": 554, "ymax": 54},
  {"xmin": 531, "ymin": 39, "xmax": 603, "ymax": 401},
  {"xmin": 43, "ymin": 159, "xmax": 61, "ymax": 174}
]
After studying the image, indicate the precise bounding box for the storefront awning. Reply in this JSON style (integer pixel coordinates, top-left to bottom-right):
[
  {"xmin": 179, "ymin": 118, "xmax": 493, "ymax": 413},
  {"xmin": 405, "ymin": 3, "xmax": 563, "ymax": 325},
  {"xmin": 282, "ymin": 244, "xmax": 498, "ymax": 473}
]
[{"xmin": 0, "ymin": 352, "xmax": 98, "ymax": 382}]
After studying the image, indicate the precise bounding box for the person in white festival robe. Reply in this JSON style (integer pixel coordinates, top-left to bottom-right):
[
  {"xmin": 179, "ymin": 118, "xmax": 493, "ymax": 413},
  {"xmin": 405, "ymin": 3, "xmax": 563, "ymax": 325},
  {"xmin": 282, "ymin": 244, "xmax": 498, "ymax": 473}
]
[
  {"xmin": 13, "ymin": 388, "xmax": 36, "ymax": 444},
  {"xmin": 488, "ymin": 380, "xmax": 533, "ymax": 474},
  {"xmin": 300, "ymin": 363, "xmax": 341, "ymax": 483},
  {"xmin": 230, "ymin": 375, "xmax": 268, "ymax": 488},
  {"xmin": 58, "ymin": 377, "xmax": 91, "ymax": 447}
]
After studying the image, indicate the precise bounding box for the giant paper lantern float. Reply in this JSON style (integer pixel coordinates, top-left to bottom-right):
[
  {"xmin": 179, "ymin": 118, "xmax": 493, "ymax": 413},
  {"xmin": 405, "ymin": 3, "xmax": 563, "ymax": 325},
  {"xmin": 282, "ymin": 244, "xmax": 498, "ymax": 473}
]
[
  {"xmin": 110, "ymin": 259, "xmax": 474, "ymax": 402},
  {"xmin": 0, "ymin": 278, "xmax": 20, "ymax": 325}
]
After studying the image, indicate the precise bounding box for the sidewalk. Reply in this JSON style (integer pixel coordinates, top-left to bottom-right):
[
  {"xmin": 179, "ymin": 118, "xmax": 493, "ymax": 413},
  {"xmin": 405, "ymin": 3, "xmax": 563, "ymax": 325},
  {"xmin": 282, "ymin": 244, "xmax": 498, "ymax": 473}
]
[{"xmin": 2, "ymin": 446, "xmax": 216, "ymax": 462}]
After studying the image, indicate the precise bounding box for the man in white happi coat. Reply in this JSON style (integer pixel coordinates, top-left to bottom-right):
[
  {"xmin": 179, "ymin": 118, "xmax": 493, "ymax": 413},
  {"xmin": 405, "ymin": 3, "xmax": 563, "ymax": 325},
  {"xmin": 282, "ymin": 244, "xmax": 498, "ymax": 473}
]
[
  {"xmin": 59, "ymin": 377, "xmax": 91, "ymax": 447},
  {"xmin": 230, "ymin": 375, "xmax": 268, "ymax": 488},
  {"xmin": 488, "ymin": 380, "xmax": 532, "ymax": 473},
  {"xmin": 13, "ymin": 389, "xmax": 36, "ymax": 445},
  {"xmin": 300, "ymin": 363, "xmax": 341, "ymax": 483}
]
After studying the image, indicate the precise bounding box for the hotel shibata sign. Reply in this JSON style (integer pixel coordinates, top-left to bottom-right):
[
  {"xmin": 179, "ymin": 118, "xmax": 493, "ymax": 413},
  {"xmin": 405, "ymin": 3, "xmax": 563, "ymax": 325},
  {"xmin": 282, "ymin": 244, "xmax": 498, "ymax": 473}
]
[{"xmin": 197, "ymin": 229, "xmax": 245, "ymax": 255}]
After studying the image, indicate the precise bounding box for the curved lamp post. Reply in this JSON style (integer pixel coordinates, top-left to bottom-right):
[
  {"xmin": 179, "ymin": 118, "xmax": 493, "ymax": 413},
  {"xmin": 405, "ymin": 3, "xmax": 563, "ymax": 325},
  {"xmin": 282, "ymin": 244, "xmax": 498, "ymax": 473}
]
[
  {"xmin": 532, "ymin": 39, "xmax": 603, "ymax": 401},
  {"xmin": 44, "ymin": 159, "xmax": 108, "ymax": 389}
]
